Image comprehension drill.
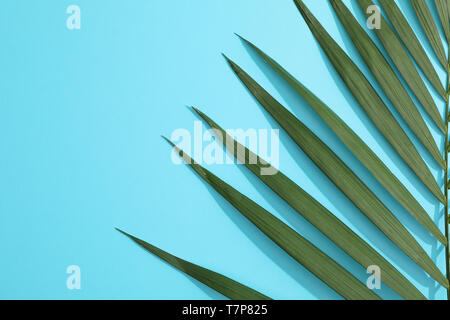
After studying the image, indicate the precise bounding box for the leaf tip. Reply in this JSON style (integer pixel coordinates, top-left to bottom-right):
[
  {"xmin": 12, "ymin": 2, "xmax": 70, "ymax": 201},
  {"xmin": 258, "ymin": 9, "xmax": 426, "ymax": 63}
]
[
  {"xmin": 234, "ymin": 32, "xmax": 247, "ymax": 43},
  {"xmin": 191, "ymin": 106, "xmax": 204, "ymax": 117},
  {"xmin": 221, "ymin": 54, "xmax": 241, "ymax": 74},
  {"xmin": 115, "ymin": 227, "xmax": 132, "ymax": 238},
  {"xmin": 161, "ymin": 135, "xmax": 175, "ymax": 147},
  {"xmin": 222, "ymin": 53, "xmax": 239, "ymax": 70},
  {"xmin": 191, "ymin": 107, "xmax": 215, "ymax": 130},
  {"xmin": 221, "ymin": 52, "xmax": 231, "ymax": 63}
]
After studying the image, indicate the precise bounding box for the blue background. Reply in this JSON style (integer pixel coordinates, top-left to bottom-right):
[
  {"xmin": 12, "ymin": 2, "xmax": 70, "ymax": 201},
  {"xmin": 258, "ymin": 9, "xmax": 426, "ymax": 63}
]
[{"xmin": 0, "ymin": 0, "xmax": 448, "ymax": 299}]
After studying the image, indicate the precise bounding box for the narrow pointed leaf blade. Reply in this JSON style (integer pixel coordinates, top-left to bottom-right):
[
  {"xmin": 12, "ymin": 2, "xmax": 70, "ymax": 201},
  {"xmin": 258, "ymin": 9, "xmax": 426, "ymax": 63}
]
[
  {"xmin": 116, "ymin": 228, "xmax": 271, "ymax": 300},
  {"xmin": 435, "ymin": 0, "xmax": 450, "ymax": 42},
  {"xmin": 166, "ymin": 141, "xmax": 381, "ymax": 300},
  {"xmin": 378, "ymin": 0, "xmax": 445, "ymax": 98},
  {"xmin": 330, "ymin": 0, "xmax": 443, "ymax": 168},
  {"xmin": 188, "ymin": 109, "xmax": 426, "ymax": 300},
  {"xmin": 410, "ymin": 0, "xmax": 447, "ymax": 69},
  {"xmin": 448, "ymin": 0, "xmax": 450, "ymax": 22},
  {"xmin": 357, "ymin": 0, "xmax": 445, "ymax": 133},
  {"xmin": 293, "ymin": 0, "xmax": 445, "ymax": 204},
  {"xmin": 222, "ymin": 56, "xmax": 448, "ymax": 289},
  {"xmin": 236, "ymin": 35, "xmax": 446, "ymax": 245}
]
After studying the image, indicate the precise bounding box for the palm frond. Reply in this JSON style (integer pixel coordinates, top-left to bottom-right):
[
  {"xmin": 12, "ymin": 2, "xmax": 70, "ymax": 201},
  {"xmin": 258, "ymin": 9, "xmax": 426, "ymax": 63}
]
[
  {"xmin": 118, "ymin": 0, "xmax": 450, "ymax": 300},
  {"xmin": 189, "ymin": 107, "xmax": 426, "ymax": 299}
]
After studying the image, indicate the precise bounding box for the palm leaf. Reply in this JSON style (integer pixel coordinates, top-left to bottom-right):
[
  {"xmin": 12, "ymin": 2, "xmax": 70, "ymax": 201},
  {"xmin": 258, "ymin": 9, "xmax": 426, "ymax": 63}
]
[
  {"xmin": 164, "ymin": 139, "xmax": 381, "ymax": 300},
  {"xmin": 411, "ymin": 0, "xmax": 447, "ymax": 69},
  {"xmin": 119, "ymin": 0, "xmax": 450, "ymax": 300},
  {"xmin": 188, "ymin": 107, "xmax": 426, "ymax": 299},
  {"xmin": 378, "ymin": 0, "xmax": 446, "ymax": 98},
  {"xmin": 329, "ymin": 0, "xmax": 443, "ymax": 168},
  {"xmin": 293, "ymin": 0, "xmax": 445, "ymax": 204},
  {"xmin": 435, "ymin": 0, "xmax": 450, "ymax": 42},
  {"xmin": 220, "ymin": 55, "xmax": 448, "ymax": 289},
  {"xmin": 116, "ymin": 228, "xmax": 271, "ymax": 300},
  {"xmin": 234, "ymin": 34, "xmax": 446, "ymax": 246},
  {"xmin": 357, "ymin": 0, "xmax": 445, "ymax": 133}
]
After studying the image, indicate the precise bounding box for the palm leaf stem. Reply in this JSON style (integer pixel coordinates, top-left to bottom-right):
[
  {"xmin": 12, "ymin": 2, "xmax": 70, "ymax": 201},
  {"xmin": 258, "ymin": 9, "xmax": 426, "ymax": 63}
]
[{"xmin": 445, "ymin": 48, "xmax": 450, "ymax": 300}]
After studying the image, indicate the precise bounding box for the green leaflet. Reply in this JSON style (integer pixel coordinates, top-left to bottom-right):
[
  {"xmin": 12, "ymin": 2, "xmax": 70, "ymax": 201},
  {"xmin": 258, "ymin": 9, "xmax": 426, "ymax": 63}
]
[
  {"xmin": 164, "ymin": 139, "xmax": 381, "ymax": 300},
  {"xmin": 114, "ymin": 0, "xmax": 450, "ymax": 301},
  {"xmin": 220, "ymin": 55, "xmax": 449, "ymax": 289},
  {"xmin": 116, "ymin": 228, "xmax": 271, "ymax": 300},
  {"xmin": 378, "ymin": 0, "xmax": 445, "ymax": 98},
  {"xmin": 234, "ymin": 34, "xmax": 446, "ymax": 246},
  {"xmin": 448, "ymin": 0, "xmax": 450, "ymax": 25},
  {"xmin": 187, "ymin": 106, "xmax": 426, "ymax": 299},
  {"xmin": 329, "ymin": 0, "xmax": 443, "ymax": 168},
  {"xmin": 435, "ymin": 0, "xmax": 450, "ymax": 42},
  {"xmin": 411, "ymin": 0, "xmax": 447, "ymax": 69},
  {"xmin": 293, "ymin": 0, "xmax": 445, "ymax": 204},
  {"xmin": 357, "ymin": 0, "xmax": 445, "ymax": 134}
]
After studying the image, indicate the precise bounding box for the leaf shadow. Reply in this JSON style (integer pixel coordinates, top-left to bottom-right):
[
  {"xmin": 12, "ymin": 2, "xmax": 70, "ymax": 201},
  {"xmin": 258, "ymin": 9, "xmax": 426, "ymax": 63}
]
[
  {"xmin": 188, "ymin": 110, "xmax": 400, "ymax": 299},
  {"xmin": 238, "ymin": 163, "xmax": 403, "ymax": 300},
  {"xmin": 229, "ymin": 39, "xmax": 441, "ymax": 296},
  {"xmin": 200, "ymin": 168, "xmax": 343, "ymax": 300},
  {"xmin": 188, "ymin": 280, "xmax": 228, "ymax": 300},
  {"xmin": 186, "ymin": 109, "xmax": 342, "ymax": 300}
]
